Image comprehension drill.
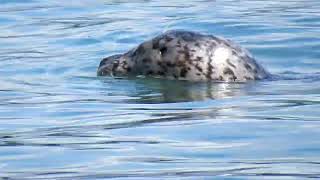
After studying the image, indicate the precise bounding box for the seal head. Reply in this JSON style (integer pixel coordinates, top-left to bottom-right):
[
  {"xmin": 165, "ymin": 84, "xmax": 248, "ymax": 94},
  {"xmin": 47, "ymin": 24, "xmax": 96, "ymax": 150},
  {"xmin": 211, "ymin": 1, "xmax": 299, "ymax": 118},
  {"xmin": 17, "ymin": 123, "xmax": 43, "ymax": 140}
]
[{"xmin": 98, "ymin": 30, "xmax": 270, "ymax": 82}]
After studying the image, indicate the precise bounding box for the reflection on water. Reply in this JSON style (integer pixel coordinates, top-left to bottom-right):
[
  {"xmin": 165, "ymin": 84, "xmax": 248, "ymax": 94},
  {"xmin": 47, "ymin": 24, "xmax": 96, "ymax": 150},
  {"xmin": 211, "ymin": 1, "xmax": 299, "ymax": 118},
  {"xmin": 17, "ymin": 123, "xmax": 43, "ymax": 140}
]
[
  {"xmin": 0, "ymin": 0, "xmax": 320, "ymax": 179},
  {"xmin": 98, "ymin": 77, "xmax": 250, "ymax": 103}
]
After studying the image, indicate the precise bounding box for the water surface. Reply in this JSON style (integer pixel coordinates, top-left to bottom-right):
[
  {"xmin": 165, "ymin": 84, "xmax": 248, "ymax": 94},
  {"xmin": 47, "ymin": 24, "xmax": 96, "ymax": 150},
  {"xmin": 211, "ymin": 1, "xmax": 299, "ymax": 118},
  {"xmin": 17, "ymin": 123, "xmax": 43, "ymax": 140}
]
[{"xmin": 0, "ymin": 0, "xmax": 320, "ymax": 179}]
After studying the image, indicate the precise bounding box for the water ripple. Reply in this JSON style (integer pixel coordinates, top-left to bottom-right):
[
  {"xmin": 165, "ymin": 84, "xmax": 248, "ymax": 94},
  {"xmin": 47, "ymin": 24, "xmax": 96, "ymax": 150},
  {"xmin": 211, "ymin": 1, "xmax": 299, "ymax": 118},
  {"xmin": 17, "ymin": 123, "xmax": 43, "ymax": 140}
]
[{"xmin": 0, "ymin": 0, "xmax": 320, "ymax": 179}]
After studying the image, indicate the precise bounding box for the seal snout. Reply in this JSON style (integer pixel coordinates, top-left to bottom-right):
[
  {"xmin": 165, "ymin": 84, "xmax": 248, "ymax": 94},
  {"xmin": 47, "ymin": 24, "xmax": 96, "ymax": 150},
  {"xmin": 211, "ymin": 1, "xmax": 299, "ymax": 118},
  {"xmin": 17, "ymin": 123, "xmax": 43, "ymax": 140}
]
[
  {"xmin": 97, "ymin": 54, "xmax": 122, "ymax": 76},
  {"xmin": 99, "ymin": 57, "xmax": 109, "ymax": 68},
  {"xmin": 97, "ymin": 57, "xmax": 110, "ymax": 76}
]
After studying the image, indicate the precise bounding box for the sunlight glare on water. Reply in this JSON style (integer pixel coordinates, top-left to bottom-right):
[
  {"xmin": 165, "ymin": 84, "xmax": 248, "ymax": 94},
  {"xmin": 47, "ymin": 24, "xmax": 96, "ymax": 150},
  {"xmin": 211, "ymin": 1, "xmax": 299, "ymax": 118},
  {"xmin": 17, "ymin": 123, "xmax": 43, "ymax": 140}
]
[{"xmin": 0, "ymin": 0, "xmax": 320, "ymax": 179}]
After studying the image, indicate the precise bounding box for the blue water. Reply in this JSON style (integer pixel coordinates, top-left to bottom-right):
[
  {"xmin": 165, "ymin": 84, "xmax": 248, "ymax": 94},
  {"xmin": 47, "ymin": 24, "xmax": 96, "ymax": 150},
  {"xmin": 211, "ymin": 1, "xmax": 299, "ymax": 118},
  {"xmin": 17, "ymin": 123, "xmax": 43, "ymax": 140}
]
[{"xmin": 0, "ymin": 0, "xmax": 320, "ymax": 179}]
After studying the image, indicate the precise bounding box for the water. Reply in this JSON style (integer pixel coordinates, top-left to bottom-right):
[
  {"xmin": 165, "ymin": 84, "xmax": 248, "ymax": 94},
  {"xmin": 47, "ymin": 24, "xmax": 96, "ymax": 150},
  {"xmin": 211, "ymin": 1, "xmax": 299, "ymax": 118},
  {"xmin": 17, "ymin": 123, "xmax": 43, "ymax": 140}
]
[{"xmin": 0, "ymin": 0, "xmax": 319, "ymax": 179}]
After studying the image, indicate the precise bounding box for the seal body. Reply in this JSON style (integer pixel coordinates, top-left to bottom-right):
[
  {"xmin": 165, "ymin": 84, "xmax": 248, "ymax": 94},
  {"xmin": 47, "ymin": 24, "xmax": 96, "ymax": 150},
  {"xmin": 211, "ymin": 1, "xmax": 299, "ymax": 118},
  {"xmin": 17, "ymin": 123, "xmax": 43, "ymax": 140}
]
[{"xmin": 98, "ymin": 30, "xmax": 270, "ymax": 82}]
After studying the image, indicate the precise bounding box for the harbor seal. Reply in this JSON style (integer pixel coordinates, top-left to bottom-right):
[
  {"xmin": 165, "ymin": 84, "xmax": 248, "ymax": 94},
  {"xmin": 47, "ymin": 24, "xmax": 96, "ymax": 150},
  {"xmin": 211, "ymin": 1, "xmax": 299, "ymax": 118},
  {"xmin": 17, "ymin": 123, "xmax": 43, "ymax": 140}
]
[{"xmin": 97, "ymin": 30, "xmax": 270, "ymax": 82}]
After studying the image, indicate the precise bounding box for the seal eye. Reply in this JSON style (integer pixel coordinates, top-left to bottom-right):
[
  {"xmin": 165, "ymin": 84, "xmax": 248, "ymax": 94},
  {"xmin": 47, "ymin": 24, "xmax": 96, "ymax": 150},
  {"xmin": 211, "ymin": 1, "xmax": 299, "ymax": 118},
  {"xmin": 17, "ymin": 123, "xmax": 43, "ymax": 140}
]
[
  {"xmin": 159, "ymin": 47, "xmax": 167, "ymax": 55},
  {"xmin": 112, "ymin": 60, "xmax": 119, "ymax": 72}
]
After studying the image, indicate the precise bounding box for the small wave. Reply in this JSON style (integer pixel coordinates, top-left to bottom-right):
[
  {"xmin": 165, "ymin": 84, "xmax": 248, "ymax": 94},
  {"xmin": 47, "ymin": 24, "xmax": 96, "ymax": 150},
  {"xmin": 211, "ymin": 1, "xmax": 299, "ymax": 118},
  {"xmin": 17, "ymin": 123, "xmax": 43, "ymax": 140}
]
[{"xmin": 270, "ymin": 71, "xmax": 320, "ymax": 81}]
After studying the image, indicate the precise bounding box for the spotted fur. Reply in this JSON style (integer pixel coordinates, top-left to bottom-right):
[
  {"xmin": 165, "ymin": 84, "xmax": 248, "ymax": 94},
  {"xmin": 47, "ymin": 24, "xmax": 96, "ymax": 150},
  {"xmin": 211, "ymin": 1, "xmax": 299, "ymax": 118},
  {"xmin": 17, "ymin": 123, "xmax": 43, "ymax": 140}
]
[{"xmin": 97, "ymin": 30, "xmax": 270, "ymax": 82}]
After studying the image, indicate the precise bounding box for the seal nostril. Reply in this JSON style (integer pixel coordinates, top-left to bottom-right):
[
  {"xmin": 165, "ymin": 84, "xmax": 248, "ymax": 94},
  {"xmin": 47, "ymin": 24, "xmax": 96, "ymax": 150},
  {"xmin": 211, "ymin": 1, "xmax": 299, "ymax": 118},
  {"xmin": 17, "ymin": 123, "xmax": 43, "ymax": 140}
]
[{"xmin": 99, "ymin": 57, "xmax": 108, "ymax": 67}]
